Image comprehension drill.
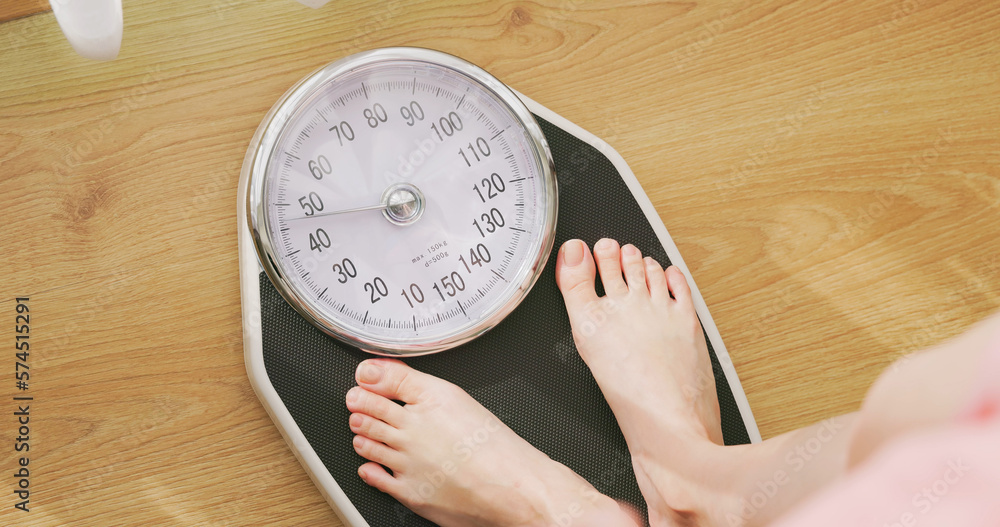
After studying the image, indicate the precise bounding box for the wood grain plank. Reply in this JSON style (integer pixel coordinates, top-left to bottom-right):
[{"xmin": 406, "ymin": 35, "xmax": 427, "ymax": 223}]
[
  {"xmin": 1, "ymin": 0, "xmax": 998, "ymax": 524},
  {"xmin": 0, "ymin": 0, "xmax": 49, "ymax": 23}
]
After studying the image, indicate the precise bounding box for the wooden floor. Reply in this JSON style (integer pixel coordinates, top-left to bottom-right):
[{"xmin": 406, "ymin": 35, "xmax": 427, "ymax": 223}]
[
  {"xmin": 0, "ymin": 0, "xmax": 48, "ymax": 23},
  {"xmin": 1, "ymin": 0, "xmax": 998, "ymax": 525}
]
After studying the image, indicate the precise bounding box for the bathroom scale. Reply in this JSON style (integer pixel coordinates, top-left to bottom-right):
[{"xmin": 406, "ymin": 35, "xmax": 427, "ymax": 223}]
[{"xmin": 236, "ymin": 48, "xmax": 760, "ymax": 526}]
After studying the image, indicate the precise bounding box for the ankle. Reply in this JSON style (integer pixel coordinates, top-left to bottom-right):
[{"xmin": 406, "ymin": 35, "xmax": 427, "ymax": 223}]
[
  {"xmin": 621, "ymin": 411, "xmax": 717, "ymax": 461},
  {"xmin": 630, "ymin": 439, "xmax": 743, "ymax": 525},
  {"xmin": 520, "ymin": 466, "xmax": 638, "ymax": 527},
  {"xmin": 535, "ymin": 494, "xmax": 638, "ymax": 527}
]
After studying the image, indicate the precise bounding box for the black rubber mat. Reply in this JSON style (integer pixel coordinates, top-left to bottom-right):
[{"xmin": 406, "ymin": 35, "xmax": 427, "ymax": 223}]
[{"xmin": 259, "ymin": 115, "xmax": 751, "ymax": 526}]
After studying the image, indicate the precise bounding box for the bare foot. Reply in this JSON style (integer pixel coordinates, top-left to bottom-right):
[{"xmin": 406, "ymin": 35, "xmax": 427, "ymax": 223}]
[
  {"xmin": 555, "ymin": 238, "xmax": 725, "ymax": 524},
  {"xmin": 346, "ymin": 358, "xmax": 639, "ymax": 527}
]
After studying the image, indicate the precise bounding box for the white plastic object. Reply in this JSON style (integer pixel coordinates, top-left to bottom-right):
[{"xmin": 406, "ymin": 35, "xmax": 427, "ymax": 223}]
[{"xmin": 50, "ymin": 0, "xmax": 123, "ymax": 61}]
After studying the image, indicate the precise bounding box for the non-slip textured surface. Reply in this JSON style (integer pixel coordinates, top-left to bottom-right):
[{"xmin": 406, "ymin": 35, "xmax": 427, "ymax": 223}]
[{"xmin": 260, "ymin": 115, "xmax": 751, "ymax": 526}]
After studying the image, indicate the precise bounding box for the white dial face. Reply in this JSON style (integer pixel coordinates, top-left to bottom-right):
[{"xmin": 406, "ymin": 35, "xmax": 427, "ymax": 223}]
[{"xmin": 255, "ymin": 53, "xmax": 555, "ymax": 353}]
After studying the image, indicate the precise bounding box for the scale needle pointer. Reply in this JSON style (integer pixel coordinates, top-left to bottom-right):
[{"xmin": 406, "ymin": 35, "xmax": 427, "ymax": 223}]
[{"xmin": 288, "ymin": 196, "xmax": 416, "ymax": 220}]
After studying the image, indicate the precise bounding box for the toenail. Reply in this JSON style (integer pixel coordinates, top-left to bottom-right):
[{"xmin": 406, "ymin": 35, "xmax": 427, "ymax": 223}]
[
  {"xmin": 562, "ymin": 240, "xmax": 584, "ymax": 267},
  {"xmin": 346, "ymin": 388, "xmax": 359, "ymax": 403},
  {"xmin": 623, "ymin": 244, "xmax": 638, "ymax": 256},
  {"xmin": 595, "ymin": 238, "xmax": 615, "ymax": 252},
  {"xmin": 349, "ymin": 414, "xmax": 363, "ymax": 428},
  {"xmin": 359, "ymin": 362, "xmax": 383, "ymax": 384},
  {"xmin": 358, "ymin": 467, "xmax": 368, "ymax": 482}
]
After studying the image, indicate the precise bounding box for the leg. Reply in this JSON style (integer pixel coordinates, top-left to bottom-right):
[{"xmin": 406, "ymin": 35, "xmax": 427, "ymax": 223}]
[
  {"xmin": 346, "ymin": 358, "xmax": 640, "ymax": 527},
  {"xmin": 555, "ymin": 238, "xmax": 1000, "ymax": 526},
  {"xmin": 849, "ymin": 311, "xmax": 1000, "ymax": 466},
  {"xmin": 556, "ymin": 238, "xmax": 730, "ymax": 524}
]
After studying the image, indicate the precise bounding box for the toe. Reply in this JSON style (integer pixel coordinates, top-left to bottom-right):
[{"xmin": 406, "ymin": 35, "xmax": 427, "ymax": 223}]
[
  {"xmin": 593, "ymin": 238, "xmax": 627, "ymax": 296},
  {"xmin": 644, "ymin": 257, "xmax": 668, "ymax": 299},
  {"xmin": 665, "ymin": 266, "xmax": 693, "ymax": 306},
  {"xmin": 346, "ymin": 386, "xmax": 408, "ymax": 427},
  {"xmin": 356, "ymin": 359, "xmax": 436, "ymax": 405},
  {"xmin": 358, "ymin": 462, "xmax": 402, "ymax": 495},
  {"xmin": 620, "ymin": 244, "xmax": 647, "ymax": 295},
  {"xmin": 353, "ymin": 434, "xmax": 404, "ymax": 469},
  {"xmin": 556, "ymin": 239, "xmax": 599, "ymax": 306},
  {"xmin": 350, "ymin": 412, "xmax": 402, "ymax": 448}
]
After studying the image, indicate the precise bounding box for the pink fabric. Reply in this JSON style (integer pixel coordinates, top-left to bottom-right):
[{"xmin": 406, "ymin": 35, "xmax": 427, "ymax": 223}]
[{"xmin": 771, "ymin": 337, "xmax": 1000, "ymax": 527}]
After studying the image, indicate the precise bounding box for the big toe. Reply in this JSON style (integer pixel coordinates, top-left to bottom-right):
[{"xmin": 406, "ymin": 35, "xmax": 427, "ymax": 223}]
[
  {"xmin": 556, "ymin": 239, "xmax": 599, "ymax": 307},
  {"xmin": 356, "ymin": 359, "xmax": 438, "ymax": 405}
]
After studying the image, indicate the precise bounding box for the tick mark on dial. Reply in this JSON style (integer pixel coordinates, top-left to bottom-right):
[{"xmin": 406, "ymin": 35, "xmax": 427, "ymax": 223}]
[
  {"xmin": 362, "ymin": 310, "xmax": 368, "ymax": 325},
  {"xmin": 491, "ymin": 269, "xmax": 508, "ymax": 282},
  {"xmin": 287, "ymin": 249, "xmax": 300, "ymax": 256},
  {"xmin": 456, "ymin": 93, "xmax": 466, "ymax": 109},
  {"xmin": 319, "ymin": 287, "xmax": 328, "ymax": 299},
  {"xmin": 286, "ymin": 152, "xmax": 301, "ymax": 160},
  {"xmin": 490, "ymin": 128, "xmax": 505, "ymax": 140},
  {"xmin": 361, "ymin": 82, "xmax": 369, "ymax": 99},
  {"xmin": 509, "ymin": 178, "xmax": 525, "ymax": 183},
  {"xmin": 509, "ymin": 226, "xmax": 526, "ymax": 233},
  {"xmin": 458, "ymin": 302, "xmax": 467, "ymax": 318}
]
